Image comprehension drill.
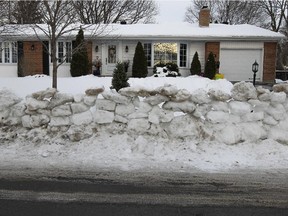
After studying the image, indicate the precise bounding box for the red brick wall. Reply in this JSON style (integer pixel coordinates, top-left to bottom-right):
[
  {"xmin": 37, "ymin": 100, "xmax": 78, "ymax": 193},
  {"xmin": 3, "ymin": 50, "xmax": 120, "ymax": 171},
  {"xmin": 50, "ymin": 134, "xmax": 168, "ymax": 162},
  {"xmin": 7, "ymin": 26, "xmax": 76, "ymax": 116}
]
[
  {"xmin": 86, "ymin": 41, "xmax": 93, "ymax": 74},
  {"xmin": 199, "ymin": 8, "xmax": 210, "ymax": 27},
  {"xmin": 22, "ymin": 41, "xmax": 43, "ymax": 76},
  {"xmin": 263, "ymin": 42, "xmax": 277, "ymax": 83},
  {"xmin": 205, "ymin": 42, "xmax": 220, "ymax": 61}
]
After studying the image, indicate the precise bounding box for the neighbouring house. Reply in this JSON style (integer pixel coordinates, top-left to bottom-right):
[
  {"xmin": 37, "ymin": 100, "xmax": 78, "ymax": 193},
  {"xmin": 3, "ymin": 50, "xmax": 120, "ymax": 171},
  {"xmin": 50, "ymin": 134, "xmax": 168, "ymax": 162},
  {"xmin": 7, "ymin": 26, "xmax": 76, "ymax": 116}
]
[{"xmin": 0, "ymin": 8, "xmax": 284, "ymax": 82}]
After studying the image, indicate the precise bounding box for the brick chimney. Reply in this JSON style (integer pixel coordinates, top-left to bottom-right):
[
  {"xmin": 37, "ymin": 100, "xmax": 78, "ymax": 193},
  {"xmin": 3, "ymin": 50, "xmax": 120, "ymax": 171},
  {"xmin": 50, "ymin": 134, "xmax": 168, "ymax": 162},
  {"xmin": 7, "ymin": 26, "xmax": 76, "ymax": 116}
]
[{"xmin": 199, "ymin": 6, "xmax": 210, "ymax": 27}]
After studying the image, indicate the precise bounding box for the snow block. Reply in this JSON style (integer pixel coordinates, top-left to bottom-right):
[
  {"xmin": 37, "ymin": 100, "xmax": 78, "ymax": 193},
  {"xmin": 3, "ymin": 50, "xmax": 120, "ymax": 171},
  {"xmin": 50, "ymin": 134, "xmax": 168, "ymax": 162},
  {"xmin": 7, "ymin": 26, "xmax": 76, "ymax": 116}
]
[
  {"xmin": 270, "ymin": 92, "xmax": 286, "ymax": 104},
  {"xmin": 31, "ymin": 88, "xmax": 57, "ymax": 100},
  {"xmin": 263, "ymin": 116, "xmax": 279, "ymax": 126},
  {"xmin": 128, "ymin": 119, "xmax": 150, "ymax": 134},
  {"xmin": 242, "ymin": 111, "xmax": 265, "ymax": 122},
  {"xmin": 144, "ymin": 95, "xmax": 170, "ymax": 106},
  {"xmin": 71, "ymin": 110, "xmax": 93, "ymax": 125},
  {"xmin": 50, "ymin": 116, "xmax": 71, "ymax": 127},
  {"xmin": 191, "ymin": 89, "xmax": 211, "ymax": 104},
  {"xmin": 102, "ymin": 90, "xmax": 131, "ymax": 105},
  {"xmin": 71, "ymin": 102, "xmax": 90, "ymax": 114},
  {"xmin": 206, "ymin": 111, "xmax": 229, "ymax": 124},
  {"xmin": 216, "ymin": 124, "xmax": 242, "ymax": 145},
  {"xmin": 46, "ymin": 93, "xmax": 74, "ymax": 109},
  {"xmin": 268, "ymin": 128, "xmax": 288, "ymax": 145},
  {"xmin": 208, "ymin": 89, "xmax": 231, "ymax": 101},
  {"xmin": 266, "ymin": 104, "xmax": 286, "ymax": 121},
  {"xmin": 229, "ymin": 101, "xmax": 251, "ymax": 116},
  {"xmin": 135, "ymin": 102, "xmax": 152, "ymax": 113},
  {"xmin": 114, "ymin": 115, "xmax": 129, "ymax": 124},
  {"xmin": 51, "ymin": 104, "xmax": 72, "ymax": 117},
  {"xmin": 248, "ymin": 99, "xmax": 270, "ymax": 112},
  {"xmin": 74, "ymin": 94, "xmax": 84, "ymax": 103},
  {"xmin": 93, "ymin": 110, "xmax": 114, "ymax": 124},
  {"xmin": 85, "ymin": 87, "xmax": 104, "ymax": 96},
  {"xmin": 231, "ymin": 81, "xmax": 257, "ymax": 101},
  {"xmin": 211, "ymin": 101, "xmax": 229, "ymax": 112},
  {"xmin": 22, "ymin": 114, "xmax": 50, "ymax": 128},
  {"xmin": 157, "ymin": 84, "xmax": 179, "ymax": 97},
  {"xmin": 162, "ymin": 101, "xmax": 196, "ymax": 113},
  {"xmin": 96, "ymin": 99, "xmax": 116, "ymax": 111},
  {"xmin": 128, "ymin": 112, "xmax": 148, "ymax": 119},
  {"xmin": 10, "ymin": 102, "xmax": 26, "ymax": 117},
  {"xmin": 115, "ymin": 103, "xmax": 135, "ymax": 116},
  {"xmin": 148, "ymin": 106, "xmax": 174, "ymax": 124},
  {"xmin": 277, "ymin": 118, "xmax": 288, "ymax": 130},
  {"xmin": 258, "ymin": 92, "xmax": 271, "ymax": 101},
  {"xmin": 0, "ymin": 109, "xmax": 10, "ymax": 122},
  {"xmin": 83, "ymin": 95, "xmax": 97, "ymax": 106},
  {"xmin": 240, "ymin": 122, "xmax": 267, "ymax": 141},
  {"xmin": 0, "ymin": 89, "xmax": 22, "ymax": 111},
  {"xmin": 171, "ymin": 89, "xmax": 191, "ymax": 102},
  {"xmin": 273, "ymin": 83, "xmax": 288, "ymax": 94},
  {"xmin": 193, "ymin": 104, "xmax": 211, "ymax": 119},
  {"xmin": 166, "ymin": 115, "xmax": 198, "ymax": 138},
  {"xmin": 4, "ymin": 116, "xmax": 21, "ymax": 125},
  {"xmin": 26, "ymin": 97, "xmax": 49, "ymax": 111}
]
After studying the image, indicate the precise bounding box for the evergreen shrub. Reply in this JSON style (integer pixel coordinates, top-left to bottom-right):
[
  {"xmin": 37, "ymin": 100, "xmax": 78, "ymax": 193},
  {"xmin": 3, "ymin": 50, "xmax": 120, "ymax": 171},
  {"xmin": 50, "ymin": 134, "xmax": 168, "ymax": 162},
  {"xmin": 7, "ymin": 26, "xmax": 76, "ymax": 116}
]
[
  {"xmin": 204, "ymin": 52, "xmax": 216, "ymax": 79},
  {"xmin": 70, "ymin": 28, "xmax": 89, "ymax": 77},
  {"xmin": 190, "ymin": 51, "xmax": 201, "ymax": 75},
  {"xmin": 132, "ymin": 42, "xmax": 148, "ymax": 78},
  {"xmin": 111, "ymin": 62, "xmax": 130, "ymax": 92}
]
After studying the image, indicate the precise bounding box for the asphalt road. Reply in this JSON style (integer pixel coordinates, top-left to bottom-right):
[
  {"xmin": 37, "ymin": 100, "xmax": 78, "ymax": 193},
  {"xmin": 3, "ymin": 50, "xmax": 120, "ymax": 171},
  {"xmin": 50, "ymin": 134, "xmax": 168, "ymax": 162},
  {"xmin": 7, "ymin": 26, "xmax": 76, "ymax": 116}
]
[{"xmin": 0, "ymin": 168, "xmax": 288, "ymax": 216}]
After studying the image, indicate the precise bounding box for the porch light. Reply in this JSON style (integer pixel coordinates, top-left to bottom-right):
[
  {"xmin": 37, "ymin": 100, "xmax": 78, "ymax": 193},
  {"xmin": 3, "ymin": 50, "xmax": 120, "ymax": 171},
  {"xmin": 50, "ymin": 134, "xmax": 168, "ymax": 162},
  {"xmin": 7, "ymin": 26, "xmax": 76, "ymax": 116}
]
[
  {"xmin": 31, "ymin": 44, "xmax": 35, "ymax": 51},
  {"xmin": 252, "ymin": 60, "xmax": 259, "ymax": 86},
  {"xmin": 125, "ymin": 45, "xmax": 129, "ymax": 53},
  {"xmin": 95, "ymin": 45, "xmax": 99, "ymax": 52}
]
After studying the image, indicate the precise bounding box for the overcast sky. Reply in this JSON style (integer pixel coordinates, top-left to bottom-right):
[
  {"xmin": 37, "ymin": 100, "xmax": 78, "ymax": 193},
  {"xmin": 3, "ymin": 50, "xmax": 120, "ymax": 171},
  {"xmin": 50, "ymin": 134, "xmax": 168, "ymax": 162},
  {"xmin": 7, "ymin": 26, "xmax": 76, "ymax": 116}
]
[{"xmin": 154, "ymin": 0, "xmax": 191, "ymax": 23}]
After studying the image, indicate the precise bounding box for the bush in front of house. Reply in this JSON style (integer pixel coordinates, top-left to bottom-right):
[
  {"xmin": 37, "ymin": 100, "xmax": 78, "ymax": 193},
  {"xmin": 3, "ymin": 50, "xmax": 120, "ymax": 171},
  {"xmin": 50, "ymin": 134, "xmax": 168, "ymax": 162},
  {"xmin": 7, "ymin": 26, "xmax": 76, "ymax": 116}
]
[
  {"xmin": 132, "ymin": 42, "xmax": 148, "ymax": 78},
  {"xmin": 70, "ymin": 28, "xmax": 89, "ymax": 77},
  {"xmin": 111, "ymin": 62, "xmax": 130, "ymax": 92},
  {"xmin": 204, "ymin": 52, "xmax": 216, "ymax": 79},
  {"xmin": 190, "ymin": 51, "xmax": 201, "ymax": 76},
  {"xmin": 153, "ymin": 62, "xmax": 180, "ymax": 77}
]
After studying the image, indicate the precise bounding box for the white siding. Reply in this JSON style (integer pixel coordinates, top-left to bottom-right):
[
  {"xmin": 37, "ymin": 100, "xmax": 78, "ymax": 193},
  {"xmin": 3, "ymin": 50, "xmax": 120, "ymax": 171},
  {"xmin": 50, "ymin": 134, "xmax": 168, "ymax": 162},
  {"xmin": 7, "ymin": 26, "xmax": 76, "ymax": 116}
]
[
  {"xmin": 188, "ymin": 42, "xmax": 205, "ymax": 76},
  {"xmin": 0, "ymin": 65, "xmax": 18, "ymax": 77}
]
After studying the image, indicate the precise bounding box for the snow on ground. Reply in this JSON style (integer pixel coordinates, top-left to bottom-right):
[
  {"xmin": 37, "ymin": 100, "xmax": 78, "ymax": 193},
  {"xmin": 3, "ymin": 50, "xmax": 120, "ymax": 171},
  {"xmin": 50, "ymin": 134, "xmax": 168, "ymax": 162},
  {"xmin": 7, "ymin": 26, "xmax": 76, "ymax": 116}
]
[{"xmin": 0, "ymin": 75, "xmax": 288, "ymax": 173}]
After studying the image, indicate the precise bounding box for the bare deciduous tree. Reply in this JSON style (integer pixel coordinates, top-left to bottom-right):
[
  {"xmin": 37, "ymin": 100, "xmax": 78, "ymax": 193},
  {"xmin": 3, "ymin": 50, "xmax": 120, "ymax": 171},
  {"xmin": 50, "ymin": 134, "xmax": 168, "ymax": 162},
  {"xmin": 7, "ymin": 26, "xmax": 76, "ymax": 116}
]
[
  {"xmin": 33, "ymin": 1, "xmax": 79, "ymax": 89},
  {"xmin": 185, "ymin": 0, "xmax": 266, "ymax": 26},
  {"xmin": 72, "ymin": 0, "xmax": 158, "ymax": 24},
  {"xmin": 12, "ymin": 1, "xmax": 43, "ymax": 24},
  {"xmin": 0, "ymin": 1, "xmax": 14, "ymax": 24}
]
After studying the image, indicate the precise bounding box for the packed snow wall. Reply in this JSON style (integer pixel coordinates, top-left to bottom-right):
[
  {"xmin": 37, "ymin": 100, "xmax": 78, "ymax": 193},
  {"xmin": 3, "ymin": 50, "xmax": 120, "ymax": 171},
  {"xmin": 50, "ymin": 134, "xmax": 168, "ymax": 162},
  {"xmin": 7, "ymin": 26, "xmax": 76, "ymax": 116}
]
[{"xmin": 1, "ymin": 81, "xmax": 288, "ymax": 145}]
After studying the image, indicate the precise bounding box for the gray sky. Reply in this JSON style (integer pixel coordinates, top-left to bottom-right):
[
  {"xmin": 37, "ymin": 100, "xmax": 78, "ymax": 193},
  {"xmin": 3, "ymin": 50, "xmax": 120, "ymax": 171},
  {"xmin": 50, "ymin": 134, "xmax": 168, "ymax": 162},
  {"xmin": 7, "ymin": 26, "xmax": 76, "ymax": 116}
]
[{"xmin": 155, "ymin": 0, "xmax": 191, "ymax": 23}]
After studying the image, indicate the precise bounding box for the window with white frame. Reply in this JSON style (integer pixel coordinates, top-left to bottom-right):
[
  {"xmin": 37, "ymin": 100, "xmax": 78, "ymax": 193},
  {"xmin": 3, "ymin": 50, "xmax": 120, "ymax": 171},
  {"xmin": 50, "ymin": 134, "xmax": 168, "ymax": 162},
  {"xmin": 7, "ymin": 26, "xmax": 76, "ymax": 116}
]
[
  {"xmin": 143, "ymin": 43, "xmax": 152, "ymax": 67},
  {"xmin": 65, "ymin": 42, "xmax": 72, "ymax": 63},
  {"xmin": 0, "ymin": 42, "xmax": 18, "ymax": 64},
  {"xmin": 57, "ymin": 41, "xmax": 72, "ymax": 63},
  {"xmin": 154, "ymin": 43, "xmax": 178, "ymax": 65},
  {"xmin": 179, "ymin": 43, "xmax": 187, "ymax": 67}
]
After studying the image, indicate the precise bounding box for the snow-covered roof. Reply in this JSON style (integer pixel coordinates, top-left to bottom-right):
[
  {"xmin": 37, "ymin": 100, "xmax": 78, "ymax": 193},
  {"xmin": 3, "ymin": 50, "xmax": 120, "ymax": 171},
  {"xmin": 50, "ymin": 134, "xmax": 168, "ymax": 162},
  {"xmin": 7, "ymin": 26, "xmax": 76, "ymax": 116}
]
[
  {"xmin": 0, "ymin": 22, "xmax": 285, "ymax": 41},
  {"xmin": 99, "ymin": 22, "xmax": 285, "ymax": 41}
]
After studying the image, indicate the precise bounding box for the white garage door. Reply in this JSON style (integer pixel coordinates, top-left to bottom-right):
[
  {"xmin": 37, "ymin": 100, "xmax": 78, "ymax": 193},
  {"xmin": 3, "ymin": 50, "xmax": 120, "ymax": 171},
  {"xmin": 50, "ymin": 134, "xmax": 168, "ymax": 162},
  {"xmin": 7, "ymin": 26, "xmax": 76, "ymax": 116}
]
[{"xmin": 219, "ymin": 49, "xmax": 262, "ymax": 82}]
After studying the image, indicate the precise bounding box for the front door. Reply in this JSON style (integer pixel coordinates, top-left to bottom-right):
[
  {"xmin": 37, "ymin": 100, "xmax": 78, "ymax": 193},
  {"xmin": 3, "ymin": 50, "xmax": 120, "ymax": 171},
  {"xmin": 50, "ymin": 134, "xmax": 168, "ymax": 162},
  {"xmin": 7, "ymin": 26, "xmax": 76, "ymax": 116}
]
[{"xmin": 103, "ymin": 44, "xmax": 117, "ymax": 76}]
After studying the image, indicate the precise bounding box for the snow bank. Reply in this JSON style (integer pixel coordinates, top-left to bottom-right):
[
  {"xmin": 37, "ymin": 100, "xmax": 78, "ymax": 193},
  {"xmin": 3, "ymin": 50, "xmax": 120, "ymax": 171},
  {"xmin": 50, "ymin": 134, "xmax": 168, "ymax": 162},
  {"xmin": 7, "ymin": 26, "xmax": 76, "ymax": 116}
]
[
  {"xmin": 1, "ymin": 77, "xmax": 288, "ymax": 172},
  {"xmin": 1, "ymin": 80, "xmax": 288, "ymax": 146}
]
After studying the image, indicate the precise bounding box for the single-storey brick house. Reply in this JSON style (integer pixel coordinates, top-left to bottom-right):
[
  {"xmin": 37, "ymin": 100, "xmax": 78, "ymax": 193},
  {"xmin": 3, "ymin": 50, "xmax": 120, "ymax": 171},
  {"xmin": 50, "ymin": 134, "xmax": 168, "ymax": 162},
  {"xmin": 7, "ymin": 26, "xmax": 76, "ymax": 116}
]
[{"xmin": 0, "ymin": 8, "xmax": 284, "ymax": 82}]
